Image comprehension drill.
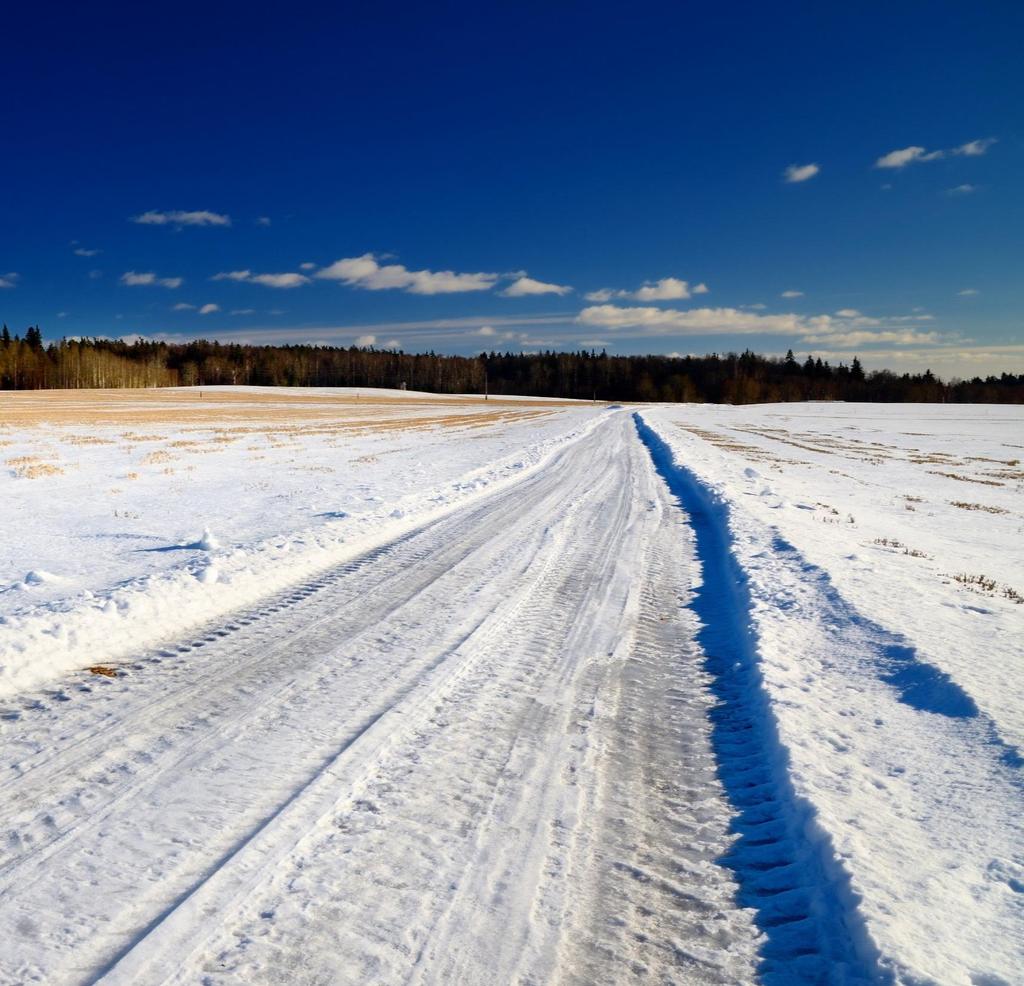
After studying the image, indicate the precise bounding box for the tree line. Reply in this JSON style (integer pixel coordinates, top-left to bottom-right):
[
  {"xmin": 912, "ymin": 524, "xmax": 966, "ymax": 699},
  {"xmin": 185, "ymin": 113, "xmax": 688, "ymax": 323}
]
[{"xmin": 1, "ymin": 327, "xmax": 1022, "ymax": 404}]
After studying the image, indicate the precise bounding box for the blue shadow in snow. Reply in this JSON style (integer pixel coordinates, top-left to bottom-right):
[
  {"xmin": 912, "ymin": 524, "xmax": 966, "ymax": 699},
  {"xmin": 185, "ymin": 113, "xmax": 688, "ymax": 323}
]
[
  {"xmin": 766, "ymin": 535, "xmax": 980, "ymax": 721},
  {"xmin": 764, "ymin": 533, "xmax": 1021, "ymax": 770},
  {"xmin": 635, "ymin": 413, "xmax": 887, "ymax": 986}
]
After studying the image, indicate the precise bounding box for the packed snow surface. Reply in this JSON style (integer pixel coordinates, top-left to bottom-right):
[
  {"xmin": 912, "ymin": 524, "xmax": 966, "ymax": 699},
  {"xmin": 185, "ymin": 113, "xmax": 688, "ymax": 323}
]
[{"xmin": 0, "ymin": 389, "xmax": 1020, "ymax": 985}]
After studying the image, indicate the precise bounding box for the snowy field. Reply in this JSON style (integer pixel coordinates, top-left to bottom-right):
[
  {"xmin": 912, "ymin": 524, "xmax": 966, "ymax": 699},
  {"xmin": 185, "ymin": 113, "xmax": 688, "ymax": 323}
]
[
  {"xmin": 0, "ymin": 387, "xmax": 601, "ymax": 695},
  {"xmin": 0, "ymin": 389, "xmax": 1021, "ymax": 985}
]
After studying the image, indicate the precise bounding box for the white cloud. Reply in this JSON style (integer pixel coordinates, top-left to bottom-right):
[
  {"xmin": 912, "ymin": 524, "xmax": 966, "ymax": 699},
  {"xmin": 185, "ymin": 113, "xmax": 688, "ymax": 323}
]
[
  {"xmin": 953, "ymin": 137, "xmax": 997, "ymax": 157},
  {"xmin": 73, "ymin": 247, "xmax": 101, "ymax": 257},
  {"xmin": 132, "ymin": 210, "xmax": 231, "ymax": 227},
  {"xmin": 578, "ymin": 304, "xmax": 814, "ymax": 335},
  {"xmin": 575, "ymin": 304, "xmax": 952, "ymax": 349},
  {"xmin": 230, "ymin": 308, "xmax": 256, "ymax": 315},
  {"xmin": 783, "ymin": 163, "xmax": 820, "ymax": 183},
  {"xmin": 121, "ymin": 271, "xmax": 183, "ymax": 288},
  {"xmin": 477, "ymin": 325, "xmax": 497, "ymax": 336},
  {"xmin": 781, "ymin": 290, "xmax": 803, "ymax": 298},
  {"xmin": 315, "ymin": 253, "xmax": 498, "ymax": 294},
  {"xmin": 57, "ymin": 311, "xmax": 67, "ymax": 318},
  {"xmin": 173, "ymin": 302, "xmax": 196, "ymax": 311},
  {"xmin": 801, "ymin": 329, "xmax": 941, "ymax": 347},
  {"xmin": 255, "ymin": 216, "xmax": 272, "ymax": 226},
  {"xmin": 0, "ymin": 272, "xmax": 19, "ymax": 289},
  {"xmin": 299, "ymin": 262, "xmax": 317, "ymax": 271},
  {"xmin": 354, "ymin": 334, "xmax": 376, "ymax": 347},
  {"xmin": 199, "ymin": 303, "xmax": 220, "ymax": 315},
  {"xmin": 634, "ymin": 277, "xmax": 695, "ymax": 301},
  {"xmin": 946, "ymin": 184, "xmax": 977, "ymax": 195},
  {"xmin": 250, "ymin": 273, "xmax": 308, "ymax": 289},
  {"xmin": 88, "ymin": 269, "xmax": 103, "ymax": 280},
  {"xmin": 384, "ymin": 339, "xmax": 401, "ymax": 349},
  {"xmin": 876, "ymin": 137, "xmax": 996, "ymax": 170},
  {"xmin": 958, "ymin": 288, "xmax": 979, "ymax": 296},
  {"xmin": 212, "ymin": 270, "xmax": 310, "ymax": 288},
  {"xmin": 500, "ymin": 276, "xmax": 572, "ymax": 297},
  {"xmin": 875, "ymin": 146, "xmax": 944, "ymax": 169},
  {"xmin": 585, "ymin": 277, "xmax": 705, "ymax": 303}
]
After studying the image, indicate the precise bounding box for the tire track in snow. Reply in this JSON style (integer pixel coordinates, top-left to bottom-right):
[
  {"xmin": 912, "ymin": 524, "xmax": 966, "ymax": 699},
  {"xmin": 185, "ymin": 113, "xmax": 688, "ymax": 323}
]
[
  {"xmin": 635, "ymin": 412, "xmax": 884, "ymax": 985},
  {"xmin": 0, "ymin": 422, "xmax": 604, "ymax": 984},
  {"xmin": 0, "ymin": 431, "xmax": 589, "ymax": 881},
  {"xmin": 172, "ymin": 415, "xmax": 760, "ymax": 986}
]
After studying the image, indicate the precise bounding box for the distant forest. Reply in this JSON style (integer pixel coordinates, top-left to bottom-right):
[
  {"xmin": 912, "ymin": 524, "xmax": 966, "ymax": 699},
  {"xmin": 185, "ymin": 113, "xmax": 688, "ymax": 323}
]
[{"xmin": 2, "ymin": 326, "xmax": 1022, "ymax": 404}]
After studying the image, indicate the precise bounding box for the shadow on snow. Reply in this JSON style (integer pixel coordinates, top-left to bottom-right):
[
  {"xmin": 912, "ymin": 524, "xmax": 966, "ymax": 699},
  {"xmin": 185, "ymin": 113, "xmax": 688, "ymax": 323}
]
[{"xmin": 635, "ymin": 412, "xmax": 888, "ymax": 986}]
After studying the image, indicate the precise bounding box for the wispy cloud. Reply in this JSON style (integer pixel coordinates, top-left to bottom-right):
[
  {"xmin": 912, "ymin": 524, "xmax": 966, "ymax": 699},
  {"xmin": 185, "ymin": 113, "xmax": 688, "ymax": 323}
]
[
  {"xmin": 958, "ymin": 288, "xmax": 979, "ymax": 296},
  {"xmin": 801, "ymin": 329, "xmax": 941, "ymax": 347},
  {"xmin": 163, "ymin": 313, "xmax": 577, "ymax": 347},
  {"xmin": 585, "ymin": 277, "xmax": 707, "ymax": 303},
  {"xmin": 875, "ymin": 146, "xmax": 944, "ymax": 169},
  {"xmin": 576, "ymin": 304, "xmax": 954, "ymax": 349},
  {"xmin": 212, "ymin": 270, "xmax": 310, "ymax": 288},
  {"xmin": 315, "ymin": 253, "xmax": 498, "ymax": 294},
  {"xmin": 172, "ymin": 302, "xmax": 196, "ymax": 311},
  {"xmin": 121, "ymin": 271, "xmax": 183, "ymax": 288},
  {"xmin": 132, "ymin": 210, "xmax": 231, "ymax": 227},
  {"xmin": 255, "ymin": 216, "xmax": 272, "ymax": 227},
  {"xmin": 953, "ymin": 137, "xmax": 997, "ymax": 157},
  {"xmin": 500, "ymin": 276, "xmax": 573, "ymax": 297},
  {"xmin": 73, "ymin": 247, "xmax": 101, "ymax": 257},
  {"xmin": 946, "ymin": 184, "xmax": 977, "ymax": 195},
  {"xmin": 199, "ymin": 303, "xmax": 220, "ymax": 315},
  {"xmin": 875, "ymin": 136, "xmax": 996, "ymax": 169},
  {"xmin": 578, "ymin": 304, "xmax": 812, "ymax": 335},
  {"xmin": 780, "ymin": 289, "xmax": 803, "ymax": 298},
  {"xmin": 230, "ymin": 308, "xmax": 256, "ymax": 315},
  {"xmin": 783, "ymin": 163, "xmax": 820, "ymax": 183},
  {"xmin": 0, "ymin": 272, "xmax": 19, "ymax": 289}
]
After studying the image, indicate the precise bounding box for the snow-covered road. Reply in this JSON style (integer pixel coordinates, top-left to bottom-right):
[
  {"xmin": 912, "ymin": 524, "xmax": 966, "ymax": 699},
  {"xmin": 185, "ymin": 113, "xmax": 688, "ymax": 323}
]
[
  {"xmin": 0, "ymin": 413, "xmax": 760, "ymax": 985},
  {"xmin": 2, "ymin": 402, "xmax": 1020, "ymax": 985}
]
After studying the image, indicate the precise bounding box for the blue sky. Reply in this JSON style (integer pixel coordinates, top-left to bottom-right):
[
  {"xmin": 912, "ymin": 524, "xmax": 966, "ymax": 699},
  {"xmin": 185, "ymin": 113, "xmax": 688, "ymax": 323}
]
[{"xmin": 2, "ymin": 2, "xmax": 1021, "ymax": 376}]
